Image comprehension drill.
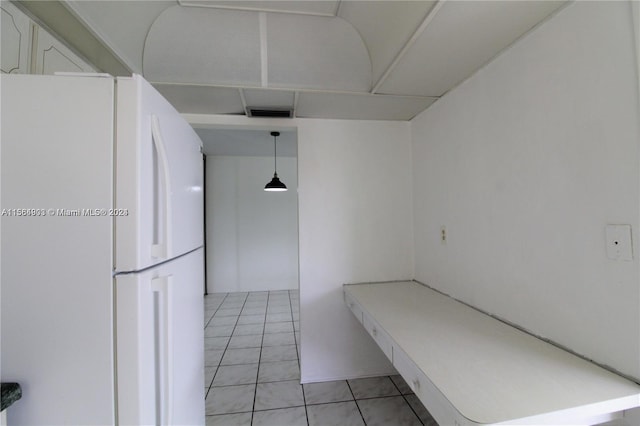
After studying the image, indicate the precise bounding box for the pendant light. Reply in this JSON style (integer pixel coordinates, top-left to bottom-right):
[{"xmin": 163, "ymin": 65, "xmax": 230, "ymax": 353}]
[{"xmin": 264, "ymin": 131, "xmax": 287, "ymax": 192}]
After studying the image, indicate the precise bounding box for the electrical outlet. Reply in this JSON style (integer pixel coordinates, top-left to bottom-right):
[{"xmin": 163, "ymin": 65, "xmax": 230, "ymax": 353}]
[{"xmin": 440, "ymin": 226, "xmax": 447, "ymax": 244}]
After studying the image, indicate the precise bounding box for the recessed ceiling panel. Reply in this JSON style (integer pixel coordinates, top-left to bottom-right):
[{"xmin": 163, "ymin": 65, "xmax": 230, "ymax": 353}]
[
  {"xmin": 243, "ymin": 88, "xmax": 295, "ymax": 108},
  {"xmin": 338, "ymin": 1, "xmax": 437, "ymax": 85},
  {"xmin": 153, "ymin": 84, "xmax": 244, "ymax": 115},
  {"xmin": 267, "ymin": 13, "xmax": 372, "ymax": 92},
  {"xmin": 65, "ymin": 0, "xmax": 174, "ymax": 73},
  {"xmin": 377, "ymin": 0, "xmax": 567, "ymax": 97},
  {"xmin": 296, "ymin": 92, "xmax": 437, "ymax": 121},
  {"xmin": 144, "ymin": 5, "xmax": 262, "ymax": 85},
  {"xmin": 179, "ymin": 1, "xmax": 338, "ymax": 16}
]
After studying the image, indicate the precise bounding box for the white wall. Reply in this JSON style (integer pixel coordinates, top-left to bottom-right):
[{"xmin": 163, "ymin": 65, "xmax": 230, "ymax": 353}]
[
  {"xmin": 411, "ymin": 1, "xmax": 640, "ymax": 381},
  {"xmin": 206, "ymin": 155, "xmax": 299, "ymax": 293},
  {"xmin": 297, "ymin": 119, "xmax": 414, "ymax": 383}
]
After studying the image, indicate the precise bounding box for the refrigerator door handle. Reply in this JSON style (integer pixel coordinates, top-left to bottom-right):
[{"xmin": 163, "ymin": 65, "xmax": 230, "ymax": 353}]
[
  {"xmin": 151, "ymin": 275, "xmax": 174, "ymax": 426},
  {"xmin": 150, "ymin": 115, "xmax": 172, "ymax": 260}
]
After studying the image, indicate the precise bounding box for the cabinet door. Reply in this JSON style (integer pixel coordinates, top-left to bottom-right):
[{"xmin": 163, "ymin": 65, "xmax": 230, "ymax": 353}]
[
  {"xmin": 1, "ymin": 2, "xmax": 31, "ymax": 74},
  {"xmin": 33, "ymin": 26, "xmax": 96, "ymax": 74}
]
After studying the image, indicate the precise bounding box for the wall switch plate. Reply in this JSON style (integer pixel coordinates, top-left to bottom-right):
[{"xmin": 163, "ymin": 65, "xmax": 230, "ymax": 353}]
[{"xmin": 605, "ymin": 224, "xmax": 633, "ymax": 261}]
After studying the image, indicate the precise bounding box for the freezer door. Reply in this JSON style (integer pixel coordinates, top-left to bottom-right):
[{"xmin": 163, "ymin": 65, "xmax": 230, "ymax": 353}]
[
  {"xmin": 116, "ymin": 248, "xmax": 205, "ymax": 426},
  {"xmin": 115, "ymin": 74, "xmax": 204, "ymax": 272}
]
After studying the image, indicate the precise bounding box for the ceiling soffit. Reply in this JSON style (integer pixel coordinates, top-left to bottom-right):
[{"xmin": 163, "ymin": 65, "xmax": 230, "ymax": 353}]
[{"xmin": 143, "ymin": 5, "xmax": 372, "ymax": 92}]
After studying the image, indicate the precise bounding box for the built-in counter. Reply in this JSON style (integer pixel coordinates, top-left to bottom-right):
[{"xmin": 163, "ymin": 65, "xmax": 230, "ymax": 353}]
[{"xmin": 344, "ymin": 281, "xmax": 640, "ymax": 425}]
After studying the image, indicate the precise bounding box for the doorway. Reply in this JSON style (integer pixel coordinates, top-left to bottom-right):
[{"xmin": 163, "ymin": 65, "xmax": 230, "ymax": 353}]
[{"xmin": 196, "ymin": 127, "xmax": 299, "ymax": 295}]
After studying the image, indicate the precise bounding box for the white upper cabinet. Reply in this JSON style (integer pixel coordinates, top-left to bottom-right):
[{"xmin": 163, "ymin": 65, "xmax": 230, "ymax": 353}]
[
  {"xmin": 1, "ymin": 2, "xmax": 96, "ymax": 75},
  {"xmin": 33, "ymin": 27, "xmax": 95, "ymax": 74},
  {"xmin": 1, "ymin": 2, "xmax": 32, "ymax": 74}
]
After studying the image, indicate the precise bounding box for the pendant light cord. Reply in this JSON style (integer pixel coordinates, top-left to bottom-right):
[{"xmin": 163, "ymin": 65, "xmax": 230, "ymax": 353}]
[{"xmin": 273, "ymin": 133, "xmax": 277, "ymax": 174}]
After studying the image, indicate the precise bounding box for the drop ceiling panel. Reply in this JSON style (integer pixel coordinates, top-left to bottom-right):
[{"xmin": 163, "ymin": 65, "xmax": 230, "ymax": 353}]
[
  {"xmin": 243, "ymin": 89, "xmax": 295, "ymax": 108},
  {"xmin": 179, "ymin": 0, "xmax": 338, "ymax": 16},
  {"xmin": 296, "ymin": 92, "xmax": 437, "ymax": 121},
  {"xmin": 266, "ymin": 13, "xmax": 372, "ymax": 92},
  {"xmin": 377, "ymin": 0, "xmax": 567, "ymax": 97},
  {"xmin": 153, "ymin": 84, "xmax": 244, "ymax": 115},
  {"xmin": 338, "ymin": 1, "xmax": 437, "ymax": 85},
  {"xmin": 143, "ymin": 6, "xmax": 262, "ymax": 85},
  {"xmin": 65, "ymin": 0, "xmax": 174, "ymax": 73}
]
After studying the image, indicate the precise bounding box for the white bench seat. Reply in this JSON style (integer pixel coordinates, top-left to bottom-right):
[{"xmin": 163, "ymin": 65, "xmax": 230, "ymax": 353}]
[{"xmin": 344, "ymin": 281, "xmax": 640, "ymax": 426}]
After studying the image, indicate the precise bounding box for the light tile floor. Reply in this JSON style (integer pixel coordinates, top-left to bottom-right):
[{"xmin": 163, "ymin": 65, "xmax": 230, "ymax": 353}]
[{"xmin": 204, "ymin": 290, "xmax": 439, "ymax": 426}]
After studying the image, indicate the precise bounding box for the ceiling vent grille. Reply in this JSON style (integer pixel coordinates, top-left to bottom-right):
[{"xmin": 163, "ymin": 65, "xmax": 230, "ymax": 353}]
[{"xmin": 246, "ymin": 108, "xmax": 294, "ymax": 118}]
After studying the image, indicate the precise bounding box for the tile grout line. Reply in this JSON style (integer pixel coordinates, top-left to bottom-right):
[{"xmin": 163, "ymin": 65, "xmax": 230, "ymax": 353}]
[
  {"xmin": 204, "ymin": 292, "xmax": 230, "ymax": 398},
  {"xmin": 345, "ymin": 380, "xmax": 368, "ymax": 425},
  {"xmin": 389, "ymin": 376, "xmax": 426, "ymax": 425},
  {"xmin": 203, "ymin": 292, "xmax": 228, "ymax": 328},
  {"xmin": 251, "ymin": 290, "xmax": 271, "ymax": 423},
  {"xmin": 207, "ymin": 292, "xmax": 248, "ymax": 403},
  {"xmin": 288, "ymin": 289, "xmax": 309, "ymax": 426}
]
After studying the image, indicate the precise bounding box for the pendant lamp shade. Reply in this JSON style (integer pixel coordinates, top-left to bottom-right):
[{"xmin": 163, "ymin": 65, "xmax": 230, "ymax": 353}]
[{"xmin": 265, "ymin": 131, "xmax": 287, "ymax": 192}]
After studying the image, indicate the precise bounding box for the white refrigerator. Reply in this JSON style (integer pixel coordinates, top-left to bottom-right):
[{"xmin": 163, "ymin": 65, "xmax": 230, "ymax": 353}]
[{"xmin": 1, "ymin": 74, "xmax": 205, "ymax": 425}]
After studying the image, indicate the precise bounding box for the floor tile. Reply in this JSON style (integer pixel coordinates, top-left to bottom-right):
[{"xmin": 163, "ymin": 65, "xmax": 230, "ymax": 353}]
[
  {"xmin": 260, "ymin": 345, "xmax": 298, "ymax": 362},
  {"xmin": 209, "ymin": 316, "xmax": 239, "ymax": 327},
  {"xmin": 205, "ymin": 349, "xmax": 225, "ymax": 366},
  {"xmin": 306, "ymin": 401, "xmax": 364, "ymax": 426},
  {"xmin": 391, "ymin": 375, "xmax": 414, "ymax": 395},
  {"xmin": 205, "ymin": 412, "xmax": 252, "ymax": 426},
  {"xmin": 205, "ymin": 325, "xmax": 235, "ymax": 337},
  {"xmin": 205, "ymin": 366, "xmax": 217, "ymax": 386},
  {"xmin": 356, "ymin": 396, "xmax": 421, "ymax": 426},
  {"xmin": 212, "ymin": 363, "xmax": 259, "ymax": 386},
  {"xmin": 303, "ymin": 380, "xmax": 353, "ymax": 405},
  {"xmin": 266, "ymin": 305, "xmax": 291, "ymax": 314},
  {"xmin": 215, "ymin": 308, "xmax": 242, "ymax": 317},
  {"xmin": 348, "ymin": 376, "xmax": 400, "ymax": 399},
  {"xmin": 205, "ymin": 384, "xmax": 255, "ymax": 415},
  {"xmin": 258, "ymin": 360, "xmax": 300, "ymax": 383},
  {"xmin": 224, "ymin": 293, "xmax": 248, "ymax": 300},
  {"xmin": 293, "ymin": 321, "xmax": 300, "ymax": 331},
  {"xmin": 266, "ymin": 312, "xmax": 292, "ymax": 323},
  {"xmin": 405, "ymin": 394, "xmax": 439, "ymax": 426},
  {"xmin": 254, "ymin": 380, "xmax": 304, "ymax": 410},
  {"xmin": 221, "ymin": 301, "xmax": 246, "ymax": 307},
  {"xmin": 252, "ymin": 407, "xmax": 307, "ymax": 426},
  {"xmin": 205, "ymin": 336, "xmax": 231, "ymax": 350},
  {"xmin": 221, "ymin": 347, "xmax": 261, "ymax": 366},
  {"xmin": 264, "ymin": 322, "xmax": 293, "ymax": 334},
  {"xmin": 241, "ymin": 307, "xmax": 266, "ymax": 316},
  {"xmin": 237, "ymin": 314, "xmax": 265, "ymax": 325},
  {"xmin": 228, "ymin": 334, "xmax": 263, "ymax": 349},
  {"xmin": 262, "ymin": 332, "xmax": 295, "ymax": 347},
  {"xmin": 233, "ymin": 323, "xmax": 264, "ymax": 336}
]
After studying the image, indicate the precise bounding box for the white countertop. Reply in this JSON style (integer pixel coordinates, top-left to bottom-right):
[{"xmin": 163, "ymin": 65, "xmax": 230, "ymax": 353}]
[{"xmin": 345, "ymin": 281, "xmax": 640, "ymax": 425}]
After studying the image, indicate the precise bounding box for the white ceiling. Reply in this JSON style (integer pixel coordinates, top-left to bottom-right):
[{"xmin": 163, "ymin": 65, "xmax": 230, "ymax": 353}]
[
  {"xmin": 63, "ymin": 0, "xmax": 567, "ymax": 121},
  {"xmin": 61, "ymin": 0, "xmax": 567, "ymax": 155}
]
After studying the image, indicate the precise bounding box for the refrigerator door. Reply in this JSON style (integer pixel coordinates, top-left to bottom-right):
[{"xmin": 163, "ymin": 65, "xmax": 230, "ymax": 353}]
[
  {"xmin": 116, "ymin": 248, "xmax": 205, "ymax": 426},
  {"xmin": 115, "ymin": 74, "xmax": 204, "ymax": 272},
  {"xmin": 1, "ymin": 74, "xmax": 116, "ymax": 426}
]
